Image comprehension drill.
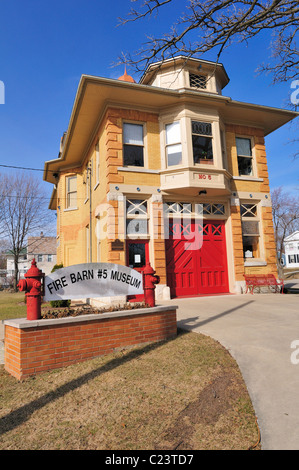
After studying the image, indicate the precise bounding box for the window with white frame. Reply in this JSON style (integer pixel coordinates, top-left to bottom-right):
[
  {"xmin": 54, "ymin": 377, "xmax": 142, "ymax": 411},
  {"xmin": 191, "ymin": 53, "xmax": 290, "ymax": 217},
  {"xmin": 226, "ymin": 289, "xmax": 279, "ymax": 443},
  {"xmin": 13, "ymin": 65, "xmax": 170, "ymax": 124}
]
[
  {"xmin": 126, "ymin": 199, "xmax": 148, "ymax": 236},
  {"xmin": 164, "ymin": 202, "xmax": 192, "ymax": 215},
  {"xmin": 201, "ymin": 203, "xmax": 225, "ymax": 215},
  {"xmin": 236, "ymin": 137, "xmax": 253, "ymax": 176},
  {"xmin": 123, "ymin": 123, "xmax": 144, "ymax": 167},
  {"xmin": 66, "ymin": 175, "xmax": 77, "ymax": 209},
  {"xmin": 165, "ymin": 121, "xmax": 182, "ymax": 167},
  {"xmin": 192, "ymin": 121, "xmax": 213, "ymax": 164},
  {"xmin": 240, "ymin": 202, "xmax": 260, "ymax": 259},
  {"xmin": 165, "ymin": 202, "xmax": 225, "ymax": 217}
]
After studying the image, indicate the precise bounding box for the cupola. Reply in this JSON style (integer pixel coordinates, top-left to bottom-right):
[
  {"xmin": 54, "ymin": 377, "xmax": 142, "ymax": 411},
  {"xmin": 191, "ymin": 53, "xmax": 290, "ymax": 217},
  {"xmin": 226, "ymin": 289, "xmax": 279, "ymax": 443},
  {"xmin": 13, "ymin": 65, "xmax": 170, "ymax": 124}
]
[{"xmin": 118, "ymin": 67, "xmax": 135, "ymax": 83}]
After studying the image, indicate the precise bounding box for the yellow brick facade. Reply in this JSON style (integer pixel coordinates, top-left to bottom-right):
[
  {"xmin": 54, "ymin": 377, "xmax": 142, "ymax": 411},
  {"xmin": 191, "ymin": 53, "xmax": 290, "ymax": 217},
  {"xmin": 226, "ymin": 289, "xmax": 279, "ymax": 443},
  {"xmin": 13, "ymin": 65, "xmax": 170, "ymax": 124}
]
[
  {"xmin": 44, "ymin": 57, "xmax": 296, "ymax": 299},
  {"xmin": 225, "ymin": 124, "xmax": 278, "ymax": 282}
]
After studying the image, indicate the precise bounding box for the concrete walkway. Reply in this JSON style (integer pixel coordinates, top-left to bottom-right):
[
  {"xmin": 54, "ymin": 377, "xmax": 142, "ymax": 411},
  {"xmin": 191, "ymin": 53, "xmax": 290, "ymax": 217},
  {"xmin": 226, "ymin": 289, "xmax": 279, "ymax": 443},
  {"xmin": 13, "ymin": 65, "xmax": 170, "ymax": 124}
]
[{"xmin": 160, "ymin": 293, "xmax": 299, "ymax": 450}]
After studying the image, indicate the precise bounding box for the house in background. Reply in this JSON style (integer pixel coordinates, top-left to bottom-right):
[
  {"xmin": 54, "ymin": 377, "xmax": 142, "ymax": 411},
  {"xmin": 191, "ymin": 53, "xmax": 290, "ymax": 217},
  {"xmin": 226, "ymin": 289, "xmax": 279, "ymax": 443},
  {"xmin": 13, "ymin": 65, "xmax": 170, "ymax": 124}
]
[
  {"xmin": 6, "ymin": 233, "xmax": 57, "ymax": 281},
  {"xmin": 27, "ymin": 233, "xmax": 57, "ymax": 275},
  {"xmin": 284, "ymin": 231, "xmax": 299, "ymax": 268},
  {"xmin": 43, "ymin": 55, "xmax": 298, "ymax": 301},
  {"xmin": 6, "ymin": 248, "xmax": 28, "ymax": 280}
]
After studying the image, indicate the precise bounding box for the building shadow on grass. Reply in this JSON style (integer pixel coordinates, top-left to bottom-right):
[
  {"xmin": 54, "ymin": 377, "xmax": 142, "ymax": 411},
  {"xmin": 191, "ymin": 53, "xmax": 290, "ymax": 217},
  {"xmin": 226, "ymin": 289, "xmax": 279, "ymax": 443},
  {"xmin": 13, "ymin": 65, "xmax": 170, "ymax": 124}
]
[
  {"xmin": 0, "ymin": 334, "xmax": 183, "ymax": 436},
  {"xmin": 0, "ymin": 300, "xmax": 254, "ymax": 436}
]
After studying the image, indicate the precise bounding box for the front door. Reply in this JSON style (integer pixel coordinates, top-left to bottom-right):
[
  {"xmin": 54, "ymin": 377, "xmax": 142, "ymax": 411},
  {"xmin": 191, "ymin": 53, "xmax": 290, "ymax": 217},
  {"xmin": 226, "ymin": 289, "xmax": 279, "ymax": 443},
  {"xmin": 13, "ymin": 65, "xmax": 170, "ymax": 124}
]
[
  {"xmin": 165, "ymin": 220, "xmax": 229, "ymax": 297},
  {"xmin": 126, "ymin": 240, "xmax": 149, "ymax": 302}
]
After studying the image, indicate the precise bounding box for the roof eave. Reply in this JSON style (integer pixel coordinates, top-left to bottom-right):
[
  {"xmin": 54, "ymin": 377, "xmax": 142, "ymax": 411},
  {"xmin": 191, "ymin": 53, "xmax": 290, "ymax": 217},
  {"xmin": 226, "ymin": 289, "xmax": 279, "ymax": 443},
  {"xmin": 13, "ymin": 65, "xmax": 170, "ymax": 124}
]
[{"xmin": 43, "ymin": 75, "xmax": 299, "ymax": 182}]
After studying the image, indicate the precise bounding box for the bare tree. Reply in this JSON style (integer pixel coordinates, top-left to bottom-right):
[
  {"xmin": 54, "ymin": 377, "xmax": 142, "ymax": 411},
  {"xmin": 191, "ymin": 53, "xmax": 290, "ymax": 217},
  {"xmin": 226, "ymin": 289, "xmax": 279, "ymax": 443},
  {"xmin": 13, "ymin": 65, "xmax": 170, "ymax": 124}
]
[
  {"xmin": 0, "ymin": 172, "xmax": 54, "ymax": 290},
  {"xmin": 0, "ymin": 239, "xmax": 9, "ymax": 269},
  {"xmin": 119, "ymin": 0, "xmax": 299, "ymax": 84},
  {"xmin": 271, "ymin": 186, "xmax": 299, "ymax": 271},
  {"xmin": 119, "ymin": 1, "xmax": 298, "ymax": 157}
]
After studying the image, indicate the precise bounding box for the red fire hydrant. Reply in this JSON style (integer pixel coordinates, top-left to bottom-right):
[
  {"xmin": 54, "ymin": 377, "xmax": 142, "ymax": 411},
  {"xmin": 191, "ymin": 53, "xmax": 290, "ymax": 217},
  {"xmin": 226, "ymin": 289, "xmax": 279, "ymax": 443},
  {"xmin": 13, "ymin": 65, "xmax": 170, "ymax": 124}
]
[
  {"xmin": 17, "ymin": 259, "xmax": 44, "ymax": 320},
  {"xmin": 143, "ymin": 262, "xmax": 160, "ymax": 307}
]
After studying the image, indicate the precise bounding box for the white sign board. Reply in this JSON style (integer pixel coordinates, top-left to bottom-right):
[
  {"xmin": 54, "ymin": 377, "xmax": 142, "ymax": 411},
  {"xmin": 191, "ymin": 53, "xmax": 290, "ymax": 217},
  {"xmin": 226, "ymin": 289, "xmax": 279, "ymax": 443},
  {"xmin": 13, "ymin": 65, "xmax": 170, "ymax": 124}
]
[{"xmin": 43, "ymin": 263, "xmax": 143, "ymax": 301}]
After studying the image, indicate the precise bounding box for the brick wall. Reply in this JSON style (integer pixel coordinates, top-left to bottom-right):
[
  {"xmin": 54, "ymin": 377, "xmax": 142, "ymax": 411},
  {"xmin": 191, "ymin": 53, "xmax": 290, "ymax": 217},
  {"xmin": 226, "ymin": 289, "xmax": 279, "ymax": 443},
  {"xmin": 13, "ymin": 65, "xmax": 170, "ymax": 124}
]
[{"xmin": 4, "ymin": 306, "xmax": 177, "ymax": 381}]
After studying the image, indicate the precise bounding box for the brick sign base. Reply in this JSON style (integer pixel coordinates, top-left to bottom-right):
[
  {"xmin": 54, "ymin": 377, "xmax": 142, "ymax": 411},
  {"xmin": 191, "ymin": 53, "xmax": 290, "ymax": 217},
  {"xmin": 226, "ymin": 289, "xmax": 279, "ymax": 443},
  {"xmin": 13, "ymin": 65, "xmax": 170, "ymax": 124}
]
[{"xmin": 4, "ymin": 305, "xmax": 177, "ymax": 381}]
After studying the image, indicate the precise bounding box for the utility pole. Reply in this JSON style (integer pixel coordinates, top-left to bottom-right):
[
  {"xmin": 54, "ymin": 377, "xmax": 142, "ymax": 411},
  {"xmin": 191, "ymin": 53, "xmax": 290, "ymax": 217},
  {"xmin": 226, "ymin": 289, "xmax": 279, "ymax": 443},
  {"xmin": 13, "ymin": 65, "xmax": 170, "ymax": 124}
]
[{"xmin": 87, "ymin": 163, "xmax": 92, "ymax": 263}]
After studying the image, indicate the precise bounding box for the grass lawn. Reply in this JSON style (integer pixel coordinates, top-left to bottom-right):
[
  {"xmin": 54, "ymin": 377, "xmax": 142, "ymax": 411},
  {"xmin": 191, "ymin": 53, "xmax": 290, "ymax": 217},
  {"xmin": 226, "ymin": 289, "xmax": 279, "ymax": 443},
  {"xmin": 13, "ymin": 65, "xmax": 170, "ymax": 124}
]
[
  {"xmin": 0, "ymin": 291, "xmax": 27, "ymax": 321},
  {"xmin": 0, "ymin": 291, "xmax": 260, "ymax": 450}
]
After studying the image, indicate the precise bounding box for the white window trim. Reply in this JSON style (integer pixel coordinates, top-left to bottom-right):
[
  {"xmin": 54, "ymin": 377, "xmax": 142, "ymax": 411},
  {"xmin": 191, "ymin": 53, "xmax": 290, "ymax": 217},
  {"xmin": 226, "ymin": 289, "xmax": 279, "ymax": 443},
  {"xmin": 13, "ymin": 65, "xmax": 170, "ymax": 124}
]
[
  {"xmin": 125, "ymin": 197, "xmax": 149, "ymax": 238},
  {"xmin": 159, "ymin": 113, "xmax": 188, "ymax": 170},
  {"xmin": 240, "ymin": 200, "xmax": 265, "ymax": 261},
  {"xmin": 164, "ymin": 200, "xmax": 227, "ymax": 219},
  {"xmin": 122, "ymin": 121, "xmax": 147, "ymax": 168},
  {"xmin": 164, "ymin": 121, "xmax": 183, "ymax": 168},
  {"xmin": 191, "ymin": 119, "xmax": 215, "ymax": 166},
  {"xmin": 65, "ymin": 175, "xmax": 77, "ymax": 210},
  {"xmin": 236, "ymin": 135, "xmax": 257, "ymax": 178},
  {"xmin": 185, "ymin": 114, "xmax": 222, "ymax": 169}
]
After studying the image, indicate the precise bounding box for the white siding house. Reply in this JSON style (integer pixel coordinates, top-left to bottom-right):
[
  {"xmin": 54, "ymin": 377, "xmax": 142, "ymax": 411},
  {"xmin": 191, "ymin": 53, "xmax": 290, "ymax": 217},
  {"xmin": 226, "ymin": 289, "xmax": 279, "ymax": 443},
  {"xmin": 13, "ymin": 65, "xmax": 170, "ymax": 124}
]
[
  {"xmin": 284, "ymin": 231, "xmax": 299, "ymax": 268},
  {"xmin": 6, "ymin": 233, "xmax": 57, "ymax": 281}
]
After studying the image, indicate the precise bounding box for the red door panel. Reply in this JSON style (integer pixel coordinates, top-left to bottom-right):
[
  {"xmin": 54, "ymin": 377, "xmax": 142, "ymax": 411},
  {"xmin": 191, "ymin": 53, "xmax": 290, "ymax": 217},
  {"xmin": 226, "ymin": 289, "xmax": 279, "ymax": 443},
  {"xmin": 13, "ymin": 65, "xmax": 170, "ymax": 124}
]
[
  {"xmin": 199, "ymin": 222, "xmax": 228, "ymax": 294},
  {"xmin": 166, "ymin": 220, "xmax": 229, "ymax": 297},
  {"xmin": 165, "ymin": 237, "xmax": 197, "ymax": 297}
]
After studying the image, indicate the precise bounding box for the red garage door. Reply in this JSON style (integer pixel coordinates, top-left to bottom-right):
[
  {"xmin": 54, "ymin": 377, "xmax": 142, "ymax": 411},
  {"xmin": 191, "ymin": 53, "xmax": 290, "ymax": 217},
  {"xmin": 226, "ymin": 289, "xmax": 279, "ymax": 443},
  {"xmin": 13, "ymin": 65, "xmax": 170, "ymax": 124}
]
[{"xmin": 165, "ymin": 220, "xmax": 229, "ymax": 298}]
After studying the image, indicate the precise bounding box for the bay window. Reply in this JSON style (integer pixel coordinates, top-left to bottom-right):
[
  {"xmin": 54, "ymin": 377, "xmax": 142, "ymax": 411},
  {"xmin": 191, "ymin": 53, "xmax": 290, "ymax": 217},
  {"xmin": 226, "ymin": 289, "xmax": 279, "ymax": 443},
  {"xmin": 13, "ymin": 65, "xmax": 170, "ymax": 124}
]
[
  {"xmin": 165, "ymin": 121, "xmax": 182, "ymax": 166},
  {"xmin": 192, "ymin": 121, "xmax": 213, "ymax": 164}
]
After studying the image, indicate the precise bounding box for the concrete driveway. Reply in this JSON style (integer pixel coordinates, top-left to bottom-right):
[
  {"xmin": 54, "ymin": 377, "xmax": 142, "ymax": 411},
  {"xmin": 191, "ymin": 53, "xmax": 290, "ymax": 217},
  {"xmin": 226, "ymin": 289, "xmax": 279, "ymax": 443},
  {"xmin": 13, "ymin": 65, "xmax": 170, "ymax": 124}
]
[{"xmin": 160, "ymin": 293, "xmax": 299, "ymax": 450}]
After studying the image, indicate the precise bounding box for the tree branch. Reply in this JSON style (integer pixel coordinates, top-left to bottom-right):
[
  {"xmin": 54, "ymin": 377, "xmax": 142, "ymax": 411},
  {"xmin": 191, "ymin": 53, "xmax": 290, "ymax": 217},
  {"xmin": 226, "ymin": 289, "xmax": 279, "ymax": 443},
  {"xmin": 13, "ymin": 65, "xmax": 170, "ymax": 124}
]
[{"xmin": 118, "ymin": 0, "xmax": 299, "ymax": 83}]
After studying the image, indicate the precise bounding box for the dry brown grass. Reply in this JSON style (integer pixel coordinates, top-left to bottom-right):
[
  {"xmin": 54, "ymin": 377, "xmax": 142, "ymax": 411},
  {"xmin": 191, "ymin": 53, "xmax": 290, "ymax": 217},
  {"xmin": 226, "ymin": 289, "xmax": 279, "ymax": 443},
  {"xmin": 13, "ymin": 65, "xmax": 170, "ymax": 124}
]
[{"xmin": 0, "ymin": 329, "xmax": 260, "ymax": 450}]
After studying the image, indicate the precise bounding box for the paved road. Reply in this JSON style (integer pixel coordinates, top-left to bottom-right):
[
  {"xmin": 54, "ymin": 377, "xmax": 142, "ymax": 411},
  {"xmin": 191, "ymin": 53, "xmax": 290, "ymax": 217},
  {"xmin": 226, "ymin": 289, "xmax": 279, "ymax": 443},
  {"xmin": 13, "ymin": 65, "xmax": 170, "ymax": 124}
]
[{"xmin": 160, "ymin": 293, "xmax": 299, "ymax": 450}]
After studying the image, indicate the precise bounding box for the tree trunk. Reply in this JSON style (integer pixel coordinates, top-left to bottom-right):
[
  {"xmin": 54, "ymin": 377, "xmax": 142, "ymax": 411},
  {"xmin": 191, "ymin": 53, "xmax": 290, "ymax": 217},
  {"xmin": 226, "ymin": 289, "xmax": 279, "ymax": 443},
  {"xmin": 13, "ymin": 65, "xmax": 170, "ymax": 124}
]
[{"xmin": 13, "ymin": 255, "xmax": 19, "ymax": 292}]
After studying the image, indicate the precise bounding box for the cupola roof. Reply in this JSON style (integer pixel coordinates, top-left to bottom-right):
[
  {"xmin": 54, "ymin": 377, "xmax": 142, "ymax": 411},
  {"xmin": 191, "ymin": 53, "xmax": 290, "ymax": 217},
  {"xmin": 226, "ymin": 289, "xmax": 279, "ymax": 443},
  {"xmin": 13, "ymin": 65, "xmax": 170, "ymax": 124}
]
[{"xmin": 118, "ymin": 67, "xmax": 135, "ymax": 83}]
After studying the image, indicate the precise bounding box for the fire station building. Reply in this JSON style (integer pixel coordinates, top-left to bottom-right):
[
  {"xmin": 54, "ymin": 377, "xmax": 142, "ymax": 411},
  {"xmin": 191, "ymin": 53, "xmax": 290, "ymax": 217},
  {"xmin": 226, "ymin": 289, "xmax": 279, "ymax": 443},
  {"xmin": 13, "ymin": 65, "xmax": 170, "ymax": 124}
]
[{"xmin": 43, "ymin": 56, "xmax": 297, "ymax": 301}]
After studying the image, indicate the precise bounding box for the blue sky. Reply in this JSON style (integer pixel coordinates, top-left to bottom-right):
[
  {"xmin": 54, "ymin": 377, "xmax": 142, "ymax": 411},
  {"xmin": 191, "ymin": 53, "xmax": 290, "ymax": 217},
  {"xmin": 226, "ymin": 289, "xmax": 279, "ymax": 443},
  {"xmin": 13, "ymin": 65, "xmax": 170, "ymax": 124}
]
[{"xmin": 0, "ymin": 0, "xmax": 298, "ymax": 235}]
